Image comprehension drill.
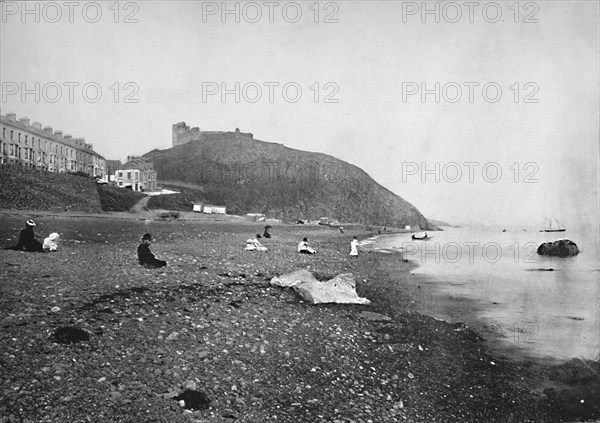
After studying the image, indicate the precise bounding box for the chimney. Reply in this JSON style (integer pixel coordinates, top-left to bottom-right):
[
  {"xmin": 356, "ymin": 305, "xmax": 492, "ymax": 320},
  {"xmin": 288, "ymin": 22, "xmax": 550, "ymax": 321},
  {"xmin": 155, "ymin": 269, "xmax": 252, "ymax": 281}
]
[
  {"xmin": 43, "ymin": 126, "xmax": 53, "ymax": 133},
  {"xmin": 64, "ymin": 134, "xmax": 72, "ymax": 140},
  {"xmin": 54, "ymin": 130, "xmax": 63, "ymax": 137},
  {"xmin": 19, "ymin": 117, "xmax": 30, "ymax": 126},
  {"xmin": 32, "ymin": 122, "xmax": 42, "ymax": 130},
  {"xmin": 6, "ymin": 113, "xmax": 17, "ymax": 120}
]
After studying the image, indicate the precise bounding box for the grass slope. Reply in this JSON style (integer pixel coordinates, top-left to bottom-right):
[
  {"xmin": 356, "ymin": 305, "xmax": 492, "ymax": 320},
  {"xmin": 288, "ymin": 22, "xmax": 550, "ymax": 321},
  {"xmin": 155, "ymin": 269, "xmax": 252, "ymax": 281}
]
[
  {"xmin": 0, "ymin": 165, "xmax": 102, "ymax": 212},
  {"xmin": 96, "ymin": 184, "xmax": 146, "ymax": 212}
]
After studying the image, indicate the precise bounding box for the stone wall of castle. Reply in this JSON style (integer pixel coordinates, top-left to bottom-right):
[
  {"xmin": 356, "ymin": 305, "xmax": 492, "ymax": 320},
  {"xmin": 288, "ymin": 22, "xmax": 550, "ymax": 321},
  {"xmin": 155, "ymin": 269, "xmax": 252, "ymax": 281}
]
[{"xmin": 172, "ymin": 122, "xmax": 253, "ymax": 147}]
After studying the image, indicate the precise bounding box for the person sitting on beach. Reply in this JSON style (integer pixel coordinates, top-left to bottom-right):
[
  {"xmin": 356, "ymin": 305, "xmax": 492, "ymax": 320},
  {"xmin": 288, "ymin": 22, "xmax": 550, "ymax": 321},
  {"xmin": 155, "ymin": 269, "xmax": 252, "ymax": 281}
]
[
  {"xmin": 339, "ymin": 226, "xmax": 344, "ymax": 234},
  {"xmin": 245, "ymin": 234, "xmax": 268, "ymax": 252},
  {"xmin": 43, "ymin": 232, "xmax": 60, "ymax": 252},
  {"xmin": 6, "ymin": 219, "xmax": 43, "ymax": 252},
  {"xmin": 263, "ymin": 226, "xmax": 272, "ymax": 239},
  {"xmin": 297, "ymin": 237, "xmax": 317, "ymax": 254},
  {"xmin": 137, "ymin": 233, "xmax": 167, "ymax": 268},
  {"xmin": 350, "ymin": 236, "xmax": 359, "ymax": 257}
]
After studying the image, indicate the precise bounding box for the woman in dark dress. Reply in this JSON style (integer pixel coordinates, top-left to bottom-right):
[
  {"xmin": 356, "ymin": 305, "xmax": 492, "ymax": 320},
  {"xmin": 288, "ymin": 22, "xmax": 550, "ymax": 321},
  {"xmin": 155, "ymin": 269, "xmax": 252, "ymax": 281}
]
[
  {"xmin": 137, "ymin": 233, "xmax": 167, "ymax": 268},
  {"xmin": 7, "ymin": 219, "xmax": 43, "ymax": 252}
]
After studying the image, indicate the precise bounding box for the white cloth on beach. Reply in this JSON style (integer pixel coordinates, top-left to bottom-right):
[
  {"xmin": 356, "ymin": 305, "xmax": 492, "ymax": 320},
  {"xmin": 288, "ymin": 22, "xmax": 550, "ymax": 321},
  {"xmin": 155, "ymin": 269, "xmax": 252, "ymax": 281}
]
[
  {"xmin": 270, "ymin": 269, "xmax": 370, "ymax": 305},
  {"xmin": 349, "ymin": 239, "xmax": 359, "ymax": 256}
]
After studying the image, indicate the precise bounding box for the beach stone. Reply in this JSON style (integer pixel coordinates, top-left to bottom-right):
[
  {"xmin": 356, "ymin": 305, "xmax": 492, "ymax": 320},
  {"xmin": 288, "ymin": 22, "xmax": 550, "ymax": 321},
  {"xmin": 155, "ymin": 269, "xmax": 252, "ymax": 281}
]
[
  {"xmin": 359, "ymin": 311, "xmax": 392, "ymax": 322},
  {"xmin": 537, "ymin": 239, "xmax": 580, "ymax": 257},
  {"xmin": 166, "ymin": 332, "xmax": 180, "ymax": 341},
  {"xmin": 183, "ymin": 380, "xmax": 197, "ymax": 390}
]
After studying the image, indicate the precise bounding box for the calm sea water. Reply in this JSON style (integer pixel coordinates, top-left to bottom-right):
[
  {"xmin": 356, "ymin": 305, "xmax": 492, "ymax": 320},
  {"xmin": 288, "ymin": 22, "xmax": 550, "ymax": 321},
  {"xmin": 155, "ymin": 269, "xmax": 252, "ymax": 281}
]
[{"xmin": 370, "ymin": 226, "xmax": 600, "ymax": 362}]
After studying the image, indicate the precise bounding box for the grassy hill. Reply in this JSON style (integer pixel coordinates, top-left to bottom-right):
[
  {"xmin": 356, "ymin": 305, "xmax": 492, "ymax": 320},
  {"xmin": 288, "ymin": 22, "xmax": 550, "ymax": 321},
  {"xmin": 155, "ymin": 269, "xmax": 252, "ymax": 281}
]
[
  {"xmin": 144, "ymin": 132, "xmax": 436, "ymax": 229},
  {"xmin": 0, "ymin": 165, "xmax": 102, "ymax": 212},
  {"xmin": 0, "ymin": 165, "xmax": 147, "ymax": 213}
]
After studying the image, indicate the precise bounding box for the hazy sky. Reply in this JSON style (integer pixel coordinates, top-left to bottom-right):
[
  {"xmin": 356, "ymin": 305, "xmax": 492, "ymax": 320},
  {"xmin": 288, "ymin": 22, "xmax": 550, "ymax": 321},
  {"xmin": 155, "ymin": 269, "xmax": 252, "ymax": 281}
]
[{"xmin": 1, "ymin": 1, "xmax": 598, "ymax": 228}]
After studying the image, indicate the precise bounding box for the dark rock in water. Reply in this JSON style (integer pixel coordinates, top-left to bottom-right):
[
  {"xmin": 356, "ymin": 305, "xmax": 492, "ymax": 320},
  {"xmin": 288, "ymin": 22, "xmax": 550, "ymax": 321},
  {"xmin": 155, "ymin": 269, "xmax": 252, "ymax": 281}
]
[
  {"xmin": 537, "ymin": 240, "xmax": 580, "ymax": 257},
  {"xmin": 174, "ymin": 390, "xmax": 211, "ymax": 410},
  {"xmin": 51, "ymin": 326, "xmax": 90, "ymax": 344}
]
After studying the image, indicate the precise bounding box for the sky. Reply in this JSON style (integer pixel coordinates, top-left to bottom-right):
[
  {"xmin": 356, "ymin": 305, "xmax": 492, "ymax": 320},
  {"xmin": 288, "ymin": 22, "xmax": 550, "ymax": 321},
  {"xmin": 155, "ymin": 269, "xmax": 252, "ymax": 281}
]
[{"xmin": 1, "ymin": 1, "xmax": 598, "ymax": 228}]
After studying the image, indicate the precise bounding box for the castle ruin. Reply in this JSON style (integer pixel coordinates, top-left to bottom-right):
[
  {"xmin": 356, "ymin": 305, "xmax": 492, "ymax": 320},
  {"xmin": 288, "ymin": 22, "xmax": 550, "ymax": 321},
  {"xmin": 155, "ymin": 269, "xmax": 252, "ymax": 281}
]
[{"xmin": 172, "ymin": 122, "xmax": 253, "ymax": 147}]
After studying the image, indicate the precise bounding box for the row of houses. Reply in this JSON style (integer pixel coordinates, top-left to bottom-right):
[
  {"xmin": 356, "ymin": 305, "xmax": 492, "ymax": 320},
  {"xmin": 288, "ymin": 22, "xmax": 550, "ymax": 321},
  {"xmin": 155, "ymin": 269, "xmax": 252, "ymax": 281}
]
[
  {"xmin": 0, "ymin": 113, "xmax": 106, "ymax": 177},
  {"xmin": 0, "ymin": 113, "xmax": 160, "ymax": 192}
]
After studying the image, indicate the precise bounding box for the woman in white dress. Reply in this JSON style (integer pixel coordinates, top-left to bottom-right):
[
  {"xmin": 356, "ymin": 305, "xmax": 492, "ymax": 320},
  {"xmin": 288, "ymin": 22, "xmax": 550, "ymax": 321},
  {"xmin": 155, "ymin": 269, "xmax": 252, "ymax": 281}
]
[
  {"xmin": 349, "ymin": 236, "xmax": 359, "ymax": 257},
  {"xmin": 297, "ymin": 237, "xmax": 317, "ymax": 254},
  {"xmin": 43, "ymin": 232, "xmax": 60, "ymax": 252},
  {"xmin": 245, "ymin": 234, "xmax": 268, "ymax": 252}
]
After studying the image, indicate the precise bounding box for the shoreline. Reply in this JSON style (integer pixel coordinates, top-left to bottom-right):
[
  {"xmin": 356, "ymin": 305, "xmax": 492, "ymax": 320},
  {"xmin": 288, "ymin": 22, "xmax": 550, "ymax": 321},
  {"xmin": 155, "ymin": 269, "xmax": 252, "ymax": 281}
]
[
  {"xmin": 1, "ymin": 211, "xmax": 598, "ymax": 421},
  {"xmin": 363, "ymin": 233, "xmax": 600, "ymax": 417}
]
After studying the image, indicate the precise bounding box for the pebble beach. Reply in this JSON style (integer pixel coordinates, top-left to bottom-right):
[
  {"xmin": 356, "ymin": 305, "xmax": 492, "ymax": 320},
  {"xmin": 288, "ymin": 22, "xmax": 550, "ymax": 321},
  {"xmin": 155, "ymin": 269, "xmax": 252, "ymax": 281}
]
[{"xmin": 1, "ymin": 211, "xmax": 598, "ymax": 422}]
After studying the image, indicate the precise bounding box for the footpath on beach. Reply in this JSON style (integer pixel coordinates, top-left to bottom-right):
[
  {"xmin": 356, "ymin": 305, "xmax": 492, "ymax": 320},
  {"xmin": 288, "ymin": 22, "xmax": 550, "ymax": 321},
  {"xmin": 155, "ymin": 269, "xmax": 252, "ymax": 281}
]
[{"xmin": 0, "ymin": 211, "xmax": 598, "ymax": 422}]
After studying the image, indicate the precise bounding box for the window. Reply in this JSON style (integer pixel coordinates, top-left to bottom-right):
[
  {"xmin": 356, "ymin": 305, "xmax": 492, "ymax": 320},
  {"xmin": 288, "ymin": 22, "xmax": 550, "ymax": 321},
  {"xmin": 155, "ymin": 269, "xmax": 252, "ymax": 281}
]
[
  {"xmin": 2, "ymin": 128, "xmax": 5, "ymax": 139},
  {"xmin": 18, "ymin": 133, "xmax": 21, "ymax": 142},
  {"xmin": 25, "ymin": 135, "xmax": 28, "ymax": 145},
  {"xmin": 10, "ymin": 130, "xmax": 13, "ymax": 140},
  {"xmin": 127, "ymin": 172, "xmax": 132, "ymax": 180}
]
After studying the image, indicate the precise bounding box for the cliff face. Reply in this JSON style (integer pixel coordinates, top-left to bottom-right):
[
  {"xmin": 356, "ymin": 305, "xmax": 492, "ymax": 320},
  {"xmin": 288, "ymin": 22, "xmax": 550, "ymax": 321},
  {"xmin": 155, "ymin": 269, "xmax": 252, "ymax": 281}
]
[{"xmin": 145, "ymin": 131, "xmax": 436, "ymax": 229}]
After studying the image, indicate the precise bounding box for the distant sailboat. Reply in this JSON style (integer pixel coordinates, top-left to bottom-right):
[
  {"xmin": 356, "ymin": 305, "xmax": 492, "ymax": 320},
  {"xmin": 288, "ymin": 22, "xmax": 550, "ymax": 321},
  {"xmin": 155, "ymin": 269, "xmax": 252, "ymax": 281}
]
[{"xmin": 540, "ymin": 218, "xmax": 566, "ymax": 232}]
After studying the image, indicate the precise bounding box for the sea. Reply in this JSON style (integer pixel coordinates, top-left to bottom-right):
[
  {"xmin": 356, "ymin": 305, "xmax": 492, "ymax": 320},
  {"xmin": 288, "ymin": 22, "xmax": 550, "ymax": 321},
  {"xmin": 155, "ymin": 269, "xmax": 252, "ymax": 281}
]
[{"xmin": 368, "ymin": 225, "xmax": 600, "ymax": 363}]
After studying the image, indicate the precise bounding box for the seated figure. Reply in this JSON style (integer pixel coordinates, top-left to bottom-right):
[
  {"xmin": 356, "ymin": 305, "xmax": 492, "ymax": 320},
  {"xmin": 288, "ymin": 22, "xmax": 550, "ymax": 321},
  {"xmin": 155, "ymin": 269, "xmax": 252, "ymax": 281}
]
[
  {"xmin": 297, "ymin": 237, "xmax": 317, "ymax": 254},
  {"xmin": 43, "ymin": 233, "xmax": 60, "ymax": 252},
  {"xmin": 245, "ymin": 234, "xmax": 268, "ymax": 252},
  {"xmin": 137, "ymin": 233, "xmax": 167, "ymax": 268}
]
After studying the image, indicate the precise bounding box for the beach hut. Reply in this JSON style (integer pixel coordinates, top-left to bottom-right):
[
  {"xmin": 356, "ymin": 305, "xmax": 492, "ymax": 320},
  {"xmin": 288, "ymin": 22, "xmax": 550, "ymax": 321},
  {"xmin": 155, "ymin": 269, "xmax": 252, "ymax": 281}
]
[
  {"xmin": 404, "ymin": 225, "xmax": 411, "ymax": 230},
  {"xmin": 193, "ymin": 203, "xmax": 203, "ymax": 213},
  {"xmin": 319, "ymin": 217, "xmax": 330, "ymax": 225},
  {"xmin": 213, "ymin": 206, "xmax": 227, "ymax": 215},
  {"xmin": 203, "ymin": 205, "xmax": 213, "ymax": 214}
]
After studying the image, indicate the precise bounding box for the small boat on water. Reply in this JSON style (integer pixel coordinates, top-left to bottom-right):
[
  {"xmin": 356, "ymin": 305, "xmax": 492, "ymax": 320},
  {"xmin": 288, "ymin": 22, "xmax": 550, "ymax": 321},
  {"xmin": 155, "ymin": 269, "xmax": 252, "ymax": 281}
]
[
  {"xmin": 411, "ymin": 232, "xmax": 432, "ymax": 240},
  {"xmin": 540, "ymin": 218, "xmax": 566, "ymax": 232}
]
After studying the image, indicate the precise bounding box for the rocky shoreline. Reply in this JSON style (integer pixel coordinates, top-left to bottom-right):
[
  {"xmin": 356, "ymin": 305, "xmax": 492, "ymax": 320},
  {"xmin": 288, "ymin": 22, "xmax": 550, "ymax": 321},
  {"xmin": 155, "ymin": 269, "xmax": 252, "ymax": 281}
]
[{"xmin": 0, "ymin": 212, "xmax": 598, "ymax": 422}]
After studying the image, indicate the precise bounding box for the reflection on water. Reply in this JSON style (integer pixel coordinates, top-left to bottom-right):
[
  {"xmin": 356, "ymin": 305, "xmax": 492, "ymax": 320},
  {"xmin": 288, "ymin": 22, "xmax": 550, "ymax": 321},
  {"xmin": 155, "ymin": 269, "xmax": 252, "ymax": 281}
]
[{"xmin": 374, "ymin": 226, "xmax": 600, "ymax": 362}]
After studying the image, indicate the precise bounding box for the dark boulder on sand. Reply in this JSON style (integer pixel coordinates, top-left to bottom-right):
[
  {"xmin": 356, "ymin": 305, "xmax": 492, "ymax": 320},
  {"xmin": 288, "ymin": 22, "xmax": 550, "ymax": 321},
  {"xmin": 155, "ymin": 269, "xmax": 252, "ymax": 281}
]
[{"xmin": 537, "ymin": 239, "xmax": 580, "ymax": 257}]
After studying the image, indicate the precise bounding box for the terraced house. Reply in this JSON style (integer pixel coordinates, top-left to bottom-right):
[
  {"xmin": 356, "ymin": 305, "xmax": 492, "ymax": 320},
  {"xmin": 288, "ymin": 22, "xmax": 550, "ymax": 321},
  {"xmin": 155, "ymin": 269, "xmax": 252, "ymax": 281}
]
[{"xmin": 0, "ymin": 113, "xmax": 106, "ymax": 177}]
